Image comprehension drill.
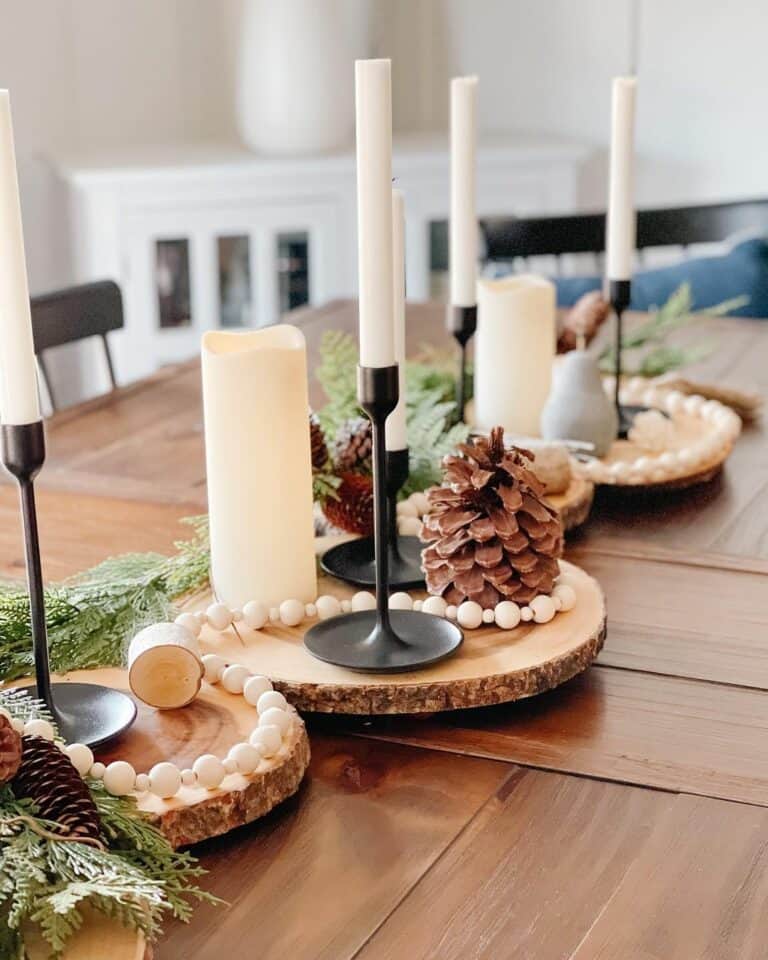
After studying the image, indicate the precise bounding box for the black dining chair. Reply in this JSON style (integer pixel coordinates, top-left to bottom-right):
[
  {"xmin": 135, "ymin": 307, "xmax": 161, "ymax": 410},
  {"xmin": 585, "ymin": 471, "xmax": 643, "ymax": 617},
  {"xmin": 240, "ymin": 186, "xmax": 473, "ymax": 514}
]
[
  {"xmin": 31, "ymin": 280, "xmax": 123, "ymax": 412},
  {"xmin": 479, "ymin": 198, "xmax": 768, "ymax": 274}
]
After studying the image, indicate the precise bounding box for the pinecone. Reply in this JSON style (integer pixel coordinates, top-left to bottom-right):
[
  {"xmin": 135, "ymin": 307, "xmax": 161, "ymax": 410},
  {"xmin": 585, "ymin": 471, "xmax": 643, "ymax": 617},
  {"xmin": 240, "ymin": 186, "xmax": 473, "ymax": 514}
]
[
  {"xmin": 322, "ymin": 471, "xmax": 374, "ymax": 536},
  {"xmin": 0, "ymin": 713, "xmax": 22, "ymax": 784},
  {"xmin": 12, "ymin": 735, "xmax": 102, "ymax": 842},
  {"xmin": 309, "ymin": 411, "xmax": 329, "ymax": 471},
  {"xmin": 421, "ymin": 426, "xmax": 563, "ymax": 608},
  {"xmin": 332, "ymin": 416, "xmax": 372, "ymax": 473}
]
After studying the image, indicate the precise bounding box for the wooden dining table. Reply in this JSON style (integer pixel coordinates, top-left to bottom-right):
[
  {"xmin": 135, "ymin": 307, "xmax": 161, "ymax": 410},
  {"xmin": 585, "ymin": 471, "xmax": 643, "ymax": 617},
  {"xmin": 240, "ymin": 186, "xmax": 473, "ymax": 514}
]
[{"xmin": 3, "ymin": 299, "xmax": 768, "ymax": 959}]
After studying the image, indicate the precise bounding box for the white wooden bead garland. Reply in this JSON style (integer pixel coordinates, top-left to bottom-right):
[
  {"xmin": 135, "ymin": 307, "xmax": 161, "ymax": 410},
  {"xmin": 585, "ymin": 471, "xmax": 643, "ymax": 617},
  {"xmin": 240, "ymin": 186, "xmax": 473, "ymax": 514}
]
[{"xmin": 572, "ymin": 382, "xmax": 741, "ymax": 486}]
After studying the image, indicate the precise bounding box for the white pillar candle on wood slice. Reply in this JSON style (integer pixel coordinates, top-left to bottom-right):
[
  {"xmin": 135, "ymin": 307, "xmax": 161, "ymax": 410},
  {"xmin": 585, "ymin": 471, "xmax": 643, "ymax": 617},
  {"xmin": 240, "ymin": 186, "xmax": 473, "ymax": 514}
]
[
  {"xmin": 606, "ymin": 76, "xmax": 637, "ymax": 281},
  {"xmin": 474, "ymin": 274, "xmax": 556, "ymax": 437},
  {"xmin": 128, "ymin": 623, "xmax": 204, "ymax": 709},
  {"xmin": 202, "ymin": 325, "xmax": 317, "ymax": 609},
  {"xmin": 386, "ymin": 187, "xmax": 407, "ymax": 451},
  {"xmin": 355, "ymin": 58, "xmax": 395, "ymax": 368},
  {"xmin": 0, "ymin": 91, "xmax": 40, "ymax": 425},
  {"xmin": 450, "ymin": 75, "xmax": 478, "ymax": 308}
]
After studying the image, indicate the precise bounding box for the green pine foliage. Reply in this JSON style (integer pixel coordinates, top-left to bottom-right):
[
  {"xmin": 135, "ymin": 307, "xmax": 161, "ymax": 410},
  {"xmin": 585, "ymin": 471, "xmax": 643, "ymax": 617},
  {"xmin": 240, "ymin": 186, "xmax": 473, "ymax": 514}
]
[{"xmin": 0, "ymin": 692, "xmax": 218, "ymax": 958}]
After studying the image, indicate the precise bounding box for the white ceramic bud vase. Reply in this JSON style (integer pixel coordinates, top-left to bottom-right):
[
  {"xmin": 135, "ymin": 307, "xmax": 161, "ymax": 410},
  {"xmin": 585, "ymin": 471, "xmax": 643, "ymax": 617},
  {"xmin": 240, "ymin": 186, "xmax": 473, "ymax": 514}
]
[
  {"xmin": 237, "ymin": 0, "xmax": 371, "ymax": 155},
  {"xmin": 540, "ymin": 351, "xmax": 619, "ymax": 457}
]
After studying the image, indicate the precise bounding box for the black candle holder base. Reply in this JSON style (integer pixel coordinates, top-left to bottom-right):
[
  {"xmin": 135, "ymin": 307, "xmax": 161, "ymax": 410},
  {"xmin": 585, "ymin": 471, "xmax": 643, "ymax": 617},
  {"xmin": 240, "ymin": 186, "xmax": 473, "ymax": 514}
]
[
  {"xmin": 617, "ymin": 402, "xmax": 654, "ymax": 440},
  {"xmin": 321, "ymin": 535, "xmax": 424, "ymax": 589},
  {"xmin": 304, "ymin": 608, "xmax": 463, "ymax": 673},
  {"xmin": 25, "ymin": 682, "xmax": 137, "ymax": 748}
]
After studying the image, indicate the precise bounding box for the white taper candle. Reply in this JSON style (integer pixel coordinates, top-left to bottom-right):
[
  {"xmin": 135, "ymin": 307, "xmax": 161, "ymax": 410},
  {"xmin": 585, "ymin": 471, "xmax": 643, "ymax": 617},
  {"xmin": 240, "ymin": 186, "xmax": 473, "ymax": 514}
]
[
  {"xmin": 386, "ymin": 188, "xmax": 407, "ymax": 451},
  {"xmin": 0, "ymin": 91, "xmax": 40, "ymax": 425},
  {"xmin": 606, "ymin": 76, "xmax": 637, "ymax": 281},
  {"xmin": 355, "ymin": 59, "xmax": 394, "ymax": 368},
  {"xmin": 450, "ymin": 75, "xmax": 478, "ymax": 307}
]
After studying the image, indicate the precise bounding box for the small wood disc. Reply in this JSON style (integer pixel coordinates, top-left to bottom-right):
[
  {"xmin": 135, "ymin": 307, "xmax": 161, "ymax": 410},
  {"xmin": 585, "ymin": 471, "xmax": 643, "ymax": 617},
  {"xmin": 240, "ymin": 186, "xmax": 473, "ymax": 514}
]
[{"xmin": 546, "ymin": 474, "xmax": 594, "ymax": 530}]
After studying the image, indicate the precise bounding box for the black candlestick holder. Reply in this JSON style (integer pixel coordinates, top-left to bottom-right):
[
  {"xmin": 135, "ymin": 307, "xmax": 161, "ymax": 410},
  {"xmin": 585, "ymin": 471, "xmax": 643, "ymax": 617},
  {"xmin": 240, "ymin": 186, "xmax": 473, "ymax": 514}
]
[
  {"xmin": 609, "ymin": 278, "xmax": 653, "ymax": 438},
  {"xmin": 447, "ymin": 304, "xmax": 477, "ymax": 424},
  {"xmin": 305, "ymin": 365, "xmax": 463, "ymax": 673},
  {"xmin": 2, "ymin": 421, "xmax": 136, "ymax": 746},
  {"xmin": 320, "ymin": 446, "xmax": 424, "ymax": 589}
]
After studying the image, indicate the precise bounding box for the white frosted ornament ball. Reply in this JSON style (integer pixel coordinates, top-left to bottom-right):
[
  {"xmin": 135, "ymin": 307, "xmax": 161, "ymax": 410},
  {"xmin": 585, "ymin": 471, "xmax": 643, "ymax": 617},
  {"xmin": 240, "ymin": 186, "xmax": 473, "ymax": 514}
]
[
  {"xmin": 257, "ymin": 690, "xmax": 288, "ymax": 714},
  {"xmin": 552, "ymin": 583, "xmax": 577, "ymax": 612},
  {"xmin": 65, "ymin": 743, "xmax": 94, "ymax": 777},
  {"xmin": 398, "ymin": 517, "xmax": 422, "ymax": 537},
  {"xmin": 174, "ymin": 612, "xmax": 202, "ymax": 638},
  {"xmin": 530, "ymin": 595, "xmax": 557, "ymax": 624},
  {"xmin": 457, "ymin": 601, "xmax": 483, "ymax": 630},
  {"xmin": 135, "ymin": 773, "xmax": 151, "ymax": 793},
  {"xmin": 259, "ymin": 706, "xmax": 291, "ymax": 735},
  {"xmin": 193, "ymin": 754, "xmax": 226, "ymax": 790},
  {"xmin": 250, "ymin": 724, "xmax": 282, "ymax": 756},
  {"xmin": 228, "ymin": 742, "xmax": 262, "ymax": 774},
  {"xmin": 149, "ymin": 761, "xmax": 182, "ymax": 799},
  {"xmin": 351, "ymin": 591, "xmax": 376, "ymax": 612},
  {"xmin": 279, "ymin": 598, "xmax": 305, "ymax": 627},
  {"xmin": 24, "ymin": 718, "xmax": 55, "ymax": 741},
  {"xmin": 221, "ymin": 664, "xmax": 251, "ymax": 694},
  {"xmin": 89, "ymin": 761, "xmax": 105, "ymax": 780},
  {"xmin": 315, "ymin": 595, "xmax": 341, "ymax": 620},
  {"xmin": 181, "ymin": 769, "xmax": 196, "ymax": 787},
  {"xmin": 389, "ymin": 592, "xmax": 413, "ymax": 611},
  {"xmin": 422, "ymin": 596, "xmax": 447, "ymax": 618},
  {"xmin": 202, "ymin": 654, "xmax": 227, "ymax": 684},
  {"xmin": 103, "ymin": 761, "xmax": 136, "ymax": 796},
  {"xmin": 242, "ymin": 600, "xmax": 269, "ymax": 630},
  {"xmin": 206, "ymin": 602, "xmax": 233, "ymax": 631},
  {"xmin": 243, "ymin": 675, "xmax": 273, "ymax": 706},
  {"xmin": 494, "ymin": 601, "xmax": 521, "ymax": 630}
]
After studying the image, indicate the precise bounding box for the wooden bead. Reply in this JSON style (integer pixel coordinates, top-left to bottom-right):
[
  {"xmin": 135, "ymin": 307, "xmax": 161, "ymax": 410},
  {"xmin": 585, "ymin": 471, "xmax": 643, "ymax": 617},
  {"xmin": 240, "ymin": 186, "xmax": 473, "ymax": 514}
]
[
  {"xmin": 413, "ymin": 600, "xmax": 423, "ymax": 612},
  {"xmin": 181, "ymin": 769, "xmax": 197, "ymax": 787},
  {"xmin": 396, "ymin": 499, "xmax": 420, "ymax": 518},
  {"xmin": 243, "ymin": 675, "xmax": 273, "ymax": 706},
  {"xmin": 223, "ymin": 757, "xmax": 238, "ymax": 775},
  {"xmin": 206, "ymin": 602, "xmax": 233, "ymax": 631},
  {"xmin": 257, "ymin": 690, "xmax": 288, "ymax": 714},
  {"xmin": 279, "ymin": 598, "xmax": 305, "ymax": 627},
  {"xmin": 316, "ymin": 595, "xmax": 341, "ymax": 620},
  {"xmin": 149, "ymin": 761, "xmax": 182, "ymax": 799},
  {"xmin": 530, "ymin": 595, "xmax": 557, "ymax": 624},
  {"xmin": 193, "ymin": 754, "xmax": 225, "ymax": 790},
  {"xmin": 135, "ymin": 773, "xmax": 151, "ymax": 793},
  {"xmin": 103, "ymin": 761, "xmax": 136, "ymax": 796},
  {"xmin": 249, "ymin": 725, "xmax": 282, "ymax": 757},
  {"xmin": 259, "ymin": 706, "xmax": 291, "ymax": 735},
  {"xmin": 410, "ymin": 491, "xmax": 430, "ymax": 515},
  {"xmin": 482, "ymin": 609, "xmax": 495, "ymax": 624},
  {"xmin": 341, "ymin": 600, "xmax": 352, "ymax": 613},
  {"xmin": 174, "ymin": 612, "xmax": 201, "ymax": 638},
  {"xmin": 305, "ymin": 602, "xmax": 317, "ymax": 618},
  {"xmin": 422, "ymin": 596, "xmax": 447, "ymax": 618},
  {"xmin": 445, "ymin": 604, "xmax": 458, "ymax": 621},
  {"xmin": 351, "ymin": 591, "xmax": 376, "ymax": 612},
  {"xmin": 398, "ymin": 516, "xmax": 422, "ymax": 537},
  {"xmin": 552, "ymin": 583, "xmax": 577, "ymax": 612},
  {"xmin": 89, "ymin": 762, "xmax": 105, "ymax": 780},
  {"xmin": 521, "ymin": 606, "xmax": 534, "ymax": 622},
  {"xmin": 24, "ymin": 718, "xmax": 55, "ymax": 741},
  {"xmin": 457, "ymin": 601, "xmax": 483, "ymax": 629},
  {"xmin": 269, "ymin": 607, "xmax": 280, "ymax": 622},
  {"xmin": 227, "ymin": 742, "xmax": 262, "ymax": 774},
  {"xmin": 65, "ymin": 743, "xmax": 94, "ymax": 777},
  {"xmin": 494, "ymin": 601, "xmax": 521, "ymax": 630},
  {"xmin": 221, "ymin": 664, "xmax": 251, "ymax": 694},
  {"xmin": 242, "ymin": 600, "xmax": 269, "ymax": 630},
  {"xmin": 202, "ymin": 653, "xmax": 227, "ymax": 684},
  {"xmin": 388, "ymin": 592, "xmax": 413, "ymax": 610}
]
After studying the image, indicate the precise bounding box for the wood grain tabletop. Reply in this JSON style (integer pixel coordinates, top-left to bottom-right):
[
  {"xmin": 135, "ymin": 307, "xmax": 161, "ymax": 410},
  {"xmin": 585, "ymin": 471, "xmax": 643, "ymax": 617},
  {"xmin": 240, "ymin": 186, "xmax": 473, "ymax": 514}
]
[{"xmin": 2, "ymin": 299, "xmax": 767, "ymax": 959}]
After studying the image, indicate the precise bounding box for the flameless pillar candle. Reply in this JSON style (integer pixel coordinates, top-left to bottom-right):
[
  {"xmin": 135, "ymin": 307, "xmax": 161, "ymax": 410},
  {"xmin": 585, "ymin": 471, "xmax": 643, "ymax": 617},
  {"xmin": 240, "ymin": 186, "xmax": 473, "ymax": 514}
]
[
  {"xmin": 450, "ymin": 76, "xmax": 478, "ymax": 307},
  {"xmin": 0, "ymin": 91, "xmax": 40, "ymax": 424},
  {"xmin": 201, "ymin": 325, "xmax": 317, "ymax": 610},
  {"xmin": 355, "ymin": 59, "xmax": 394, "ymax": 368},
  {"xmin": 606, "ymin": 76, "xmax": 637, "ymax": 281},
  {"xmin": 386, "ymin": 188, "xmax": 407, "ymax": 451},
  {"xmin": 474, "ymin": 275, "xmax": 556, "ymax": 436}
]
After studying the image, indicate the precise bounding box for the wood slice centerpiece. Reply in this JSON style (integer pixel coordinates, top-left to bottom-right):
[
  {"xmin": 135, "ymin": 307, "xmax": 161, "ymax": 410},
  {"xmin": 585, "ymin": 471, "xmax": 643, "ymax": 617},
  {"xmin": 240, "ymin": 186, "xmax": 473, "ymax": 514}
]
[
  {"xmin": 545, "ymin": 474, "xmax": 594, "ymax": 530},
  {"xmin": 191, "ymin": 557, "xmax": 606, "ymax": 716}
]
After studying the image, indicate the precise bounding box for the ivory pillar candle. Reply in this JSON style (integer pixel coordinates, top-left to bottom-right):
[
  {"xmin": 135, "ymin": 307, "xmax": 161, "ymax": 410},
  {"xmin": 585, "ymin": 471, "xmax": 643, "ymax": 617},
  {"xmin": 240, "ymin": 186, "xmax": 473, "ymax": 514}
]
[
  {"xmin": 355, "ymin": 58, "xmax": 394, "ymax": 367},
  {"xmin": 201, "ymin": 325, "xmax": 317, "ymax": 609},
  {"xmin": 606, "ymin": 76, "xmax": 637, "ymax": 281},
  {"xmin": 0, "ymin": 91, "xmax": 40, "ymax": 425},
  {"xmin": 474, "ymin": 275, "xmax": 556, "ymax": 436},
  {"xmin": 386, "ymin": 187, "xmax": 407, "ymax": 451},
  {"xmin": 449, "ymin": 75, "xmax": 478, "ymax": 308}
]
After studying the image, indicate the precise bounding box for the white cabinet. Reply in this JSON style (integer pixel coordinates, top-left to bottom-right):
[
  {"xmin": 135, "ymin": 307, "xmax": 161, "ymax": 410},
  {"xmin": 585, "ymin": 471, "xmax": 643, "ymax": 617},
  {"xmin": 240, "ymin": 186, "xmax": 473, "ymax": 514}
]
[{"xmin": 58, "ymin": 135, "xmax": 588, "ymax": 384}]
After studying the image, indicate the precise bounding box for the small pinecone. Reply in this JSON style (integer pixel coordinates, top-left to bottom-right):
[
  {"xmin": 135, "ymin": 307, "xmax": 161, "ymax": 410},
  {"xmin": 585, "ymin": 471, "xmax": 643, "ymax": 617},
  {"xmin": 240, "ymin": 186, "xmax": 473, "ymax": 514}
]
[
  {"xmin": 332, "ymin": 416, "xmax": 372, "ymax": 473},
  {"xmin": 421, "ymin": 426, "xmax": 563, "ymax": 608},
  {"xmin": 322, "ymin": 471, "xmax": 374, "ymax": 536},
  {"xmin": 309, "ymin": 411, "xmax": 329, "ymax": 471},
  {"xmin": 0, "ymin": 714, "xmax": 22, "ymax": 784},
  {"xmin": 12, "ymin": 735, "xmax": 102, "ymax": 842}
]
